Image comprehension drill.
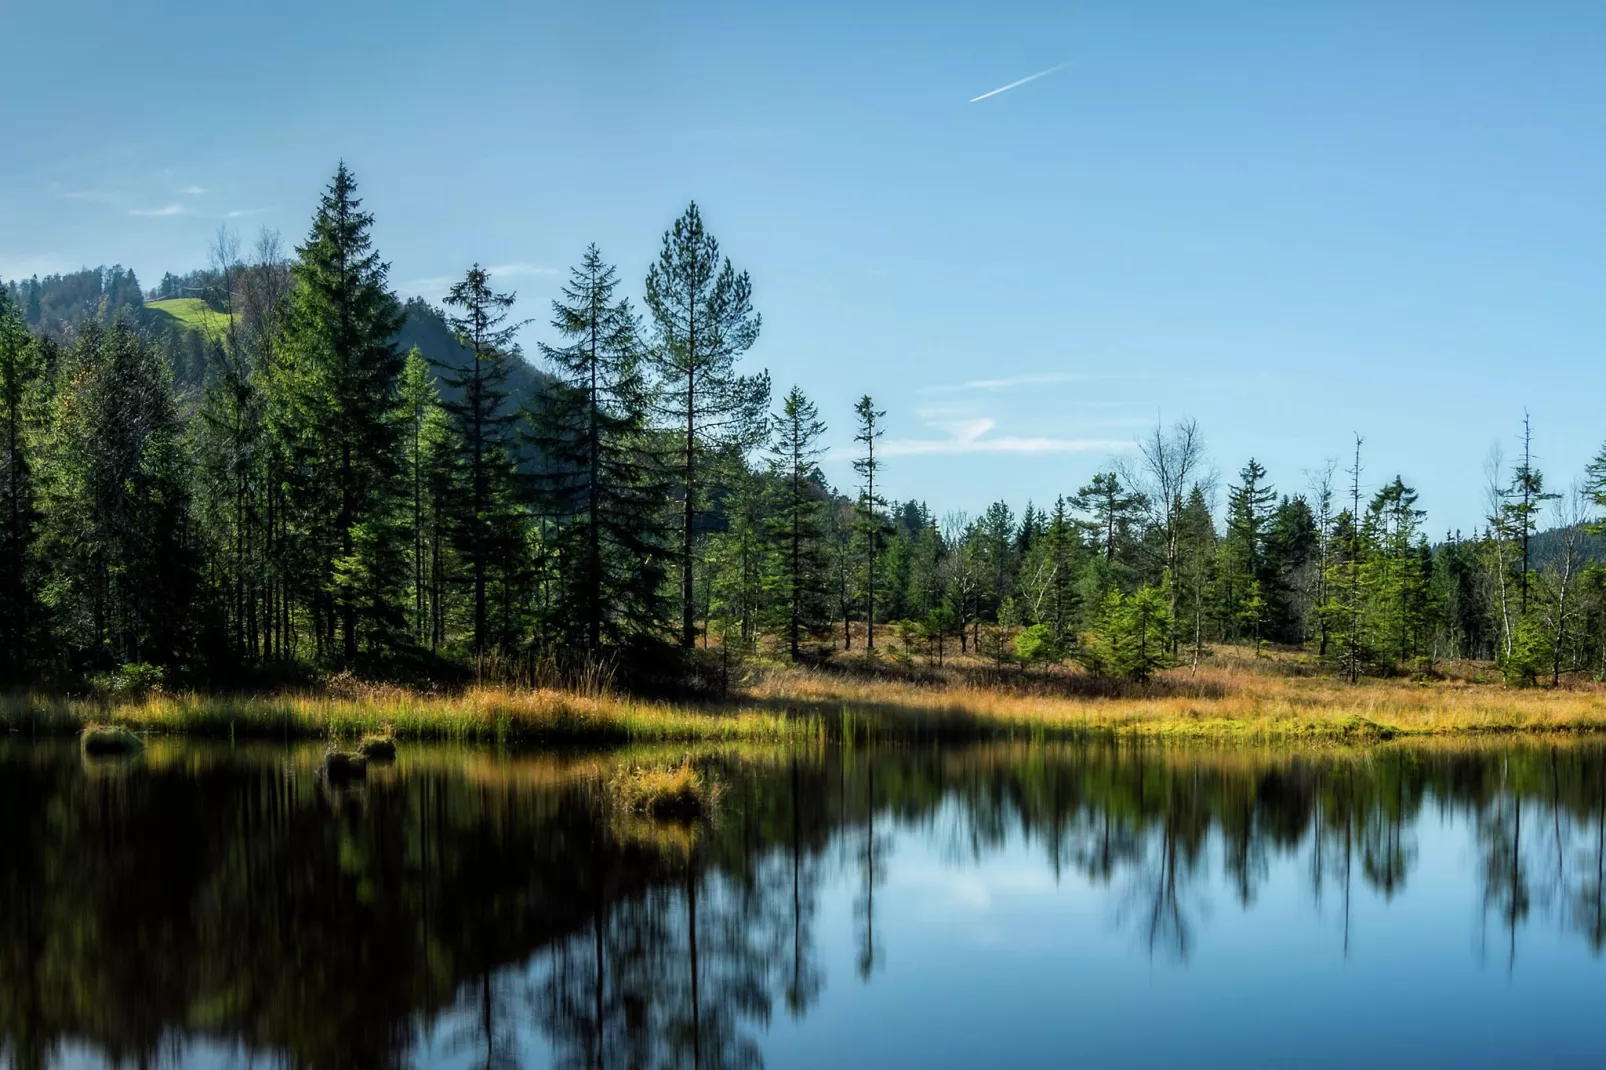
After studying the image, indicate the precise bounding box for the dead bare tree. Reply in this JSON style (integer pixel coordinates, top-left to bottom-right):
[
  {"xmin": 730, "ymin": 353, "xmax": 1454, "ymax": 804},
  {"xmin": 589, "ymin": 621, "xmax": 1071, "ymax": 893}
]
[{"xmin": 1129, "ymin": 417, "xmax": 1205, "ymax": 654}]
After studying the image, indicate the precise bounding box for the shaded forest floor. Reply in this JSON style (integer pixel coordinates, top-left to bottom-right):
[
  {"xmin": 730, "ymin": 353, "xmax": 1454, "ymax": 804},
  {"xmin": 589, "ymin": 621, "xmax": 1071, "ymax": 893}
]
[{"xmin": 3, "ymin": 641, "xmax": 1604, "ymax": 746}]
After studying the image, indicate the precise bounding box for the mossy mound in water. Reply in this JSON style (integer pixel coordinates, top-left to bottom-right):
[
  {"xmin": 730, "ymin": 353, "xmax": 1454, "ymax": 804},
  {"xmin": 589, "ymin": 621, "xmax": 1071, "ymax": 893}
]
[
  {"xmin": 356, "ymin": 732, "xmax": 396, "ymax": 761},
  {"xmin": 81, "ymin": 724, "xmax": 143, "ymax": 755},
  {"xmin": 323, "ymin": 748, "xmax": 367, "ymax": 780},
  {"xmin": 610, "ymin": 763, "xmax": 720, "ymax": 821}
]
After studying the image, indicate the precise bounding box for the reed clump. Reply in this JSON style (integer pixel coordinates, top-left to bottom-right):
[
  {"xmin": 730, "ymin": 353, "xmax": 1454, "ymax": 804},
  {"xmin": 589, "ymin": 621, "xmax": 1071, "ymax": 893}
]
[
  {"xmin": 356, "ymin": 727, "xmax": 397, "ymax": 761},
  {"xmin": 323, "ymin": 746, "xmax": 367, "ymax": 781},
  {"xmin": 80, "ymin": 723, "xmax": 143, "ymax": 755},
  {"xmin": 609, "ymin": 762, "xmax": 721, "ymax": 821}
]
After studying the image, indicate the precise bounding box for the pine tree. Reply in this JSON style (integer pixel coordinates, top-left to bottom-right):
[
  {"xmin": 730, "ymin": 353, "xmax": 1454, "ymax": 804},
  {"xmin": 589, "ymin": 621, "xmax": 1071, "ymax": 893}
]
[
  {"xmin": 767, "ymin": 385, "xmax": 829, "ymax": 659},
  {"xmin": 440, "ymin": 265, "xmax": 524, "ymax": 656},
  {"xmin": 643, "ymin": 203, "xmax": 769, "ymax": 649},
  {"xmin": 1019, "ymin": 495, "xmax": 1080, "ymax": 642},
  {"xmin": 396, "ymin": 349, "xmax": 460, "ymax": 651},
  {"xmin": 38, "ymin": 320, "xmax": 195, "ymax": 670},
  {"xmin": 0, "ymin": 290, "xmax": 44, "ymax": 679},
  {"xmin": 1073, "ymin": 471, "xmax": 1142, "ymax": 565},
  {"xmin": 1504, "ymin": 413, "xmax": 1557, "ymax": 619},
  {"xmin": 1223, "ymin": 458, "xmax": 1276, "ymax": 643},
  {"xmin": 275, "ymin": 163, "xmax": 406, "ymax": 662},
  {"xmin": 852, "ymin": 396, "xmax": 887, "ymax": 651},
  {"xmin": 533, "ymin": 246, "xmax": 671, "ymax": 659}
]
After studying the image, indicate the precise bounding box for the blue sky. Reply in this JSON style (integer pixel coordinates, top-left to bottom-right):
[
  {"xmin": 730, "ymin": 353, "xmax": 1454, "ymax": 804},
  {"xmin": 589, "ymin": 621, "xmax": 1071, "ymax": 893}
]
[{"xmin": 4, "ymin": 0, "xmax": 1604, "ymax": 533}]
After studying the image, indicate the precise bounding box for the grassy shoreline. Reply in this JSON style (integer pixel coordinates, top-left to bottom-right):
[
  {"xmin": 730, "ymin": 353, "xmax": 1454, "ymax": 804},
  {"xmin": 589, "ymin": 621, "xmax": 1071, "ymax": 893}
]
[{"xmin": 6, "ymin": 646, "xmax": 1606, "ymax": 747}]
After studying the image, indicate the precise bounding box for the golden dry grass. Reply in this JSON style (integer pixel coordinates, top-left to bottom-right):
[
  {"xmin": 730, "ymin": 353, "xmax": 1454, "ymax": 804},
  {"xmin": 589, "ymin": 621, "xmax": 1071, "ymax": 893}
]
[
  {"xmin": 0, "ymin": 685, "xmax": 813, "ymax": 744},
  {"xmin": 608, "ymin": 761, "xmax": 721, "ymax": 820},
  {"xmin": 743, "ymin": 644, "xmax": 1606, "ymax": 743},
  {"xmin": 6, "ymin": 644, "xmax": 1605, "ymax": 746}
]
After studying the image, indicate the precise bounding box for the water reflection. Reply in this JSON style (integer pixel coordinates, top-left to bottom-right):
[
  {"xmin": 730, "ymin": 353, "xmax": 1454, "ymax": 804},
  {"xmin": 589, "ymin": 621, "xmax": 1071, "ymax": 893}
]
[{"xmin": 4, "ymin": 739, "xmax": 1606, "ymax": 1067}]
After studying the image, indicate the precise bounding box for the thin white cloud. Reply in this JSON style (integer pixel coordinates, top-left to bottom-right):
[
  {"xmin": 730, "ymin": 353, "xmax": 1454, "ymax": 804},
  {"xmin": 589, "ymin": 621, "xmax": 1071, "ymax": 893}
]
[
  {"xmin": 878, "ymin": 417, "xmax": 1127, "ymax": 458},
  {"xmin": 397, "ymin": 276, "xmax": 455, "ymax": 303},
  {"xmin": 486, "ymin": 262, "xmax": 559, "ymax": 279},
  {"xmin": 921, "ymin": 371, "xmax": 1170, "ymax": 395},
  {"xmin": 58, "ymin": 189, "xmax": 119, "ymax": 204},
  {"xmin": 129, "ymin": 204, "xmax": 183, "ymax": 217},
  {"xmin": 969, "ymin": 62, "xmax": 1069, "ymax": 103},
  {"xmin": 225, "ymin": 207, "xmax": 273, "ymax": 219},
  {"xmin": 178, "ymin": 185, "xmax": 207, "ymax": 195},
  {"xmin": 923, "ymin": 372, "xmax": 1073, "ymax": 395}
]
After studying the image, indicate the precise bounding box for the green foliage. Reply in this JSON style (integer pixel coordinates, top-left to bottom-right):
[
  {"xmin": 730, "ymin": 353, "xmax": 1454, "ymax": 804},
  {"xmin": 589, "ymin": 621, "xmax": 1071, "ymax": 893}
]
[
  {"xmin": 1081, "ymin": 586, "xmax": 1172, "ymax": 681},
  {"xmin": 531, "ymin": 245, "xmax": 671, "ymax": 660},
  {"xmin": 644, "ymin": 202, "xmax": 769, "ymax": 649},
  {"xmin": 440, "ymin": 264, "xmax": 527, "ymax": 656},
  {"xmin": 0, "ymin": 289, "xmax": 45, "ymax": 680},
  {"xmin": 38, "ymin": 320, "xmax": 196, "ymax": 671},
  {"xmin": 1014, "ymin": 622, "xmax": 1062, "ymax": 670},
  {"xmin": 273, "ymin": 163, "xmax": 406, "ymax": 662}
]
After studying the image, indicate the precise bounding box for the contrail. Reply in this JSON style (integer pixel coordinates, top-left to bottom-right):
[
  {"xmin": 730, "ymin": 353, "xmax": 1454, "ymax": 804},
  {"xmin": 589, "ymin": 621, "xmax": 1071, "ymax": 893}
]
[{"xmin": 968, "ymin": 62, "xmax": 1068, "ymax": 103}]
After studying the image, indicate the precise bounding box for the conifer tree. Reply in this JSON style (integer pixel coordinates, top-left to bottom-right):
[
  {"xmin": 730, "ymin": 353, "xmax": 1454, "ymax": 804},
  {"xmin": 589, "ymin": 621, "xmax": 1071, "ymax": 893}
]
[
  {"xmin": 852, "ymin": 395, "xmax": 886, "ymax": 651},
  {"xmin": 275, "ymin": 163, "xmax": 405, "ymax": 661},
  {"xmin": 1223, "ymin": 459, "xmax": 1276, "ymax": 643},
  {"xmin": 0, "ymin": 291, "xmax": 43, "ymax": 679},
  {"xmin": 397, "ymin": 348, "xmax": 459, "ymax": 650},
  {"xmin": 1020, "ymin": 496, "xmax": 1080, "ymax": 642},
  {"xmin": 767, "ymin": 385, "xmax": 828, "ymax": 658},
  {"xmin": 533, "ymin": 246, "xmax": 670, "ymax": 658},
  {"xmin": 38, "ymin": 321, "xmax": 195, "ymax": 669},
  {"xmin": 644, "ymin": 203, "xmax": 769, "ymax": 649},
  {"xmin": 1504, "ymin": 413, "xmax": 1557, "ymax": 619},
  {"xmin": 441, "ymin": 265, "xmax": 524, "ymax": 656}
]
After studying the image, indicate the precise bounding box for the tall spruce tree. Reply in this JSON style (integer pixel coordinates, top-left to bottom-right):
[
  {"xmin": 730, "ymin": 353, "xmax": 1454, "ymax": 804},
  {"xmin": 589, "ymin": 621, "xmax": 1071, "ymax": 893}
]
[
  {"xmin": 767, "ymin": 385, "xmax": 829, "ymax": 659},
  {"xmin": 397, "ymin": 348, "xmax": 460, "ymax": 651},
  {"xmin": 275, "ymin": 163, "xmax": 405, "ymax": 661},
  {"xmin": 533, "ymin": 245, "xmax": 670, "ymax": 659},
  {"xmin": 1223, "ymin": 458, "xmax": 1276, "ymax": 643},
  {"xmin": 1504, "ymin": 413, "xmax": 1557, "ymax": 619},
  {"xmin": 852, "ymin": 396, "xmax": 887, "ymax": 651},
  {"xmin": 440, "ymin": 265, "xmax": 523, "ymax": 656},
  {"xmin": 644, "ymin": 203, "xmax": 769, "ymax": 649}
]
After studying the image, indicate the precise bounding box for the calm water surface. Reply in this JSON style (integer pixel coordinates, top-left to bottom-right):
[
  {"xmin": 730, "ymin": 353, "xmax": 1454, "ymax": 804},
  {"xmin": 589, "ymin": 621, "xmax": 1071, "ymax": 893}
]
[{"xmin": 4, "ymin": 737, "xmax": 1606, "ymax": 1068}]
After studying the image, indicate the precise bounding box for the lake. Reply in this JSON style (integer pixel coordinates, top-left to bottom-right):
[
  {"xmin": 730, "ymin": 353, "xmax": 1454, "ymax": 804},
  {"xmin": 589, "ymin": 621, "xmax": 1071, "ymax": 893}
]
[{"xmin": 3, "ymin": 737, "xmax": 1605, "ymax": 1068}]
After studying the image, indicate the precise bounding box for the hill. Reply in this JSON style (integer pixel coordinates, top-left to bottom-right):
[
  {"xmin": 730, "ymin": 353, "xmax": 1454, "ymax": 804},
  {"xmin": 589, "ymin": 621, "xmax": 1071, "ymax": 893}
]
[
  {"xmin": 396, "ymin": 296, "xmax": 551, "ymax": 409},
  {"xmin": 144, "ymin": 298, "xmax": 234, "ymax": 343}
]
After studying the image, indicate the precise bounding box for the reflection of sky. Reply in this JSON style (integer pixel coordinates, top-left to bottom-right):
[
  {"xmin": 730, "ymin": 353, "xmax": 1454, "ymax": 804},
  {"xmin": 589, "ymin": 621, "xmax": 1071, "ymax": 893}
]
[{"xmin": 753, "ymin": 796, "xmax": 1606, "ymax": 1070}]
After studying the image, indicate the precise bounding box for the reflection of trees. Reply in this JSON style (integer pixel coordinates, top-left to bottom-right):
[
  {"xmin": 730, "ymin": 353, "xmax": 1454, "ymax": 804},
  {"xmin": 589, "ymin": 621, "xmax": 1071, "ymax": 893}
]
[
  {"xmin": 853, "ymin": 764, "xmax": 890, "ymax": 980},
  {"xmin": 8, "ymin": 741, "xmax": 1606, "ymax": 1067}
]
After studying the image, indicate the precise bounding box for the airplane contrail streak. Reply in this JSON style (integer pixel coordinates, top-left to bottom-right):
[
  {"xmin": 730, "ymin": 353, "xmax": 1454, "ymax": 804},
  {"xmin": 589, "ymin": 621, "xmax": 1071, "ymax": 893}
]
[{"xmin": 968, "ymin": 62, "xmax": 1068, "ymax": 103}]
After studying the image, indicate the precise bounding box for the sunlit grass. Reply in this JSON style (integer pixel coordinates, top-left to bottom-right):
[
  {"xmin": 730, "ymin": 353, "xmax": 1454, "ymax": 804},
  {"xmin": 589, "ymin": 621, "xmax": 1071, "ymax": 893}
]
[
  {"xmin": 79, "ymin": 723, "xmax": 143, "ymax": 755},
  {"xmin": 0, "ymin": 685, "xmax": 816, "ymax": 745},
  {"xmin": 6, "ymin": 645, "xmax": 1606, "ymax": 746},
  {"xmin": 144, "ymin": 297, "xmax": 233, "ymax": 342},
  {"xmin": 609, "ymin": 761, "xmax": 721, "ymax": 820}
]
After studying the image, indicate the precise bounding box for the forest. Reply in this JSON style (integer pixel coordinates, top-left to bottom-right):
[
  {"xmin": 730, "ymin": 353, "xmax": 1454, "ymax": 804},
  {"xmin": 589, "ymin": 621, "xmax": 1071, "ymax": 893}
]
[{"xmin": 4, "ymin": 163, "xmax": 1606, "ymax": 705}]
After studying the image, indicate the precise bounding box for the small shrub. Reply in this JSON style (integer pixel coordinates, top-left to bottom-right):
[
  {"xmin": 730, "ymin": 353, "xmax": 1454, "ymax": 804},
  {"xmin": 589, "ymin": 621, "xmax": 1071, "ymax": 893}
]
[{"xmin": 91, "ymin": 662, "xmax": 165, "ymax": 698}]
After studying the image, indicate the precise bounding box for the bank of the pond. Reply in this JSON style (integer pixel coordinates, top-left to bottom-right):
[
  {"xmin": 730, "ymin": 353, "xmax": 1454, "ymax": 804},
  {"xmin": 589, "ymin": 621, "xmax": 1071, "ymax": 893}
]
[
  {"xmin": 0, "ymin": 688, "xmax": 816, "ymax": 745},
  {"xmin": 5, "ymin": 655, "xmax": 1606, "ymax": 745}
]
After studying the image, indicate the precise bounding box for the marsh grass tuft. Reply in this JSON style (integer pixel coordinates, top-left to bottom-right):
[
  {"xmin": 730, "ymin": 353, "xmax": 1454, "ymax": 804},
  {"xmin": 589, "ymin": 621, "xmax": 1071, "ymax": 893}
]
[
  {"xmin": 610, "ymin": 762, "xmax": 721, "ymax": 821},
  {"xmin": 323, "ymin": 746, "xmax": 367, "ymax": 781},
  {"xmin": 356, "ymin": 727, "xmax": 397, "ymax": 761},
  {"xmin": 80, "ymin": 723, "xmax": 143, "ymax": 755}
]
